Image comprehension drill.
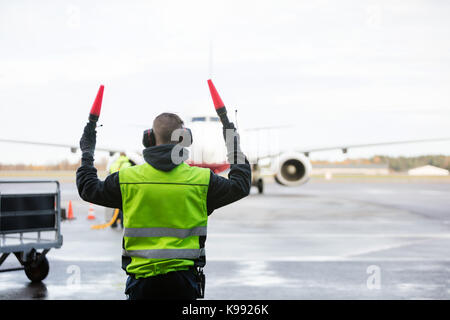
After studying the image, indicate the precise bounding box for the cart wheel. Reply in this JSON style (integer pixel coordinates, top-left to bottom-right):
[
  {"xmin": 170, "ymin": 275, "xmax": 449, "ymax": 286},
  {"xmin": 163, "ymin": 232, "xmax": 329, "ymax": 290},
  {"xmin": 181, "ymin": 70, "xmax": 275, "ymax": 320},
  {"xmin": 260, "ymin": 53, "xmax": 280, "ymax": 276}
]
[{"xmin": 24, "ymin": 253, "xmax": 49, "ymax": 282}]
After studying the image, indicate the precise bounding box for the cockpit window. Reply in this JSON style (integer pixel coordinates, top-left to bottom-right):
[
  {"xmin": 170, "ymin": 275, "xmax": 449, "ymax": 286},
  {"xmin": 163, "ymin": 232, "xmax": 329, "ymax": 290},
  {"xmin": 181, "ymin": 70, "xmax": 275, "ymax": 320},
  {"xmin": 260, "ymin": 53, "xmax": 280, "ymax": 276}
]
[{"xmin": 191, "ymin": 117, "xmax": 206, "ymax": 122}]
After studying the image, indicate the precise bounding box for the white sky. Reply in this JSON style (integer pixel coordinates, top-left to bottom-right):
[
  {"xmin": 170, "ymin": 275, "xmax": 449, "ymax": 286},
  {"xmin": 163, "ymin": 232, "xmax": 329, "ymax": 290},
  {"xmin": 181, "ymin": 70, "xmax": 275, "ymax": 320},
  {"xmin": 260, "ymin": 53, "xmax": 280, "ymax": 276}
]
[{"xmin": 1, "ymin": 0, "xmax": 450, "ymax": 165}]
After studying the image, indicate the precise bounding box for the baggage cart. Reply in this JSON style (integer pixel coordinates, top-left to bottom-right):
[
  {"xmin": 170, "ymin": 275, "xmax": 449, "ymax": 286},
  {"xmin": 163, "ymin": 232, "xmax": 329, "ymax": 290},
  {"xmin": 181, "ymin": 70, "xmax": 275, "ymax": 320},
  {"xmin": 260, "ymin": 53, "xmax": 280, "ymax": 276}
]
[{"xmin": 0, "ymin": 180, "xmax": 63, "ymax": 282}]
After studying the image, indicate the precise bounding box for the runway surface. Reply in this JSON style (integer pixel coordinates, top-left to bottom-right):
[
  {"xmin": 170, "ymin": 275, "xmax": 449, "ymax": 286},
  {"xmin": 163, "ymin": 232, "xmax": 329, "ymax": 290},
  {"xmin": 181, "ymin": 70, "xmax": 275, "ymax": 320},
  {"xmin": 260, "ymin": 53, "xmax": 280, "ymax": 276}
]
[{"xmin": 0, "ymin": 176, "xmax": 449, "ymax": 299}]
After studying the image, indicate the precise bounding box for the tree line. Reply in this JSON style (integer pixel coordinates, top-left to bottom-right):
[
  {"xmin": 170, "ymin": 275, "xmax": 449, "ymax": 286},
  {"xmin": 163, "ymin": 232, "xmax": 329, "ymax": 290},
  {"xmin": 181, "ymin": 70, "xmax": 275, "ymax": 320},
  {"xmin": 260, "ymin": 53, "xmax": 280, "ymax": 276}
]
[
  {"xmin": 369, "ymin": 155, "xmax": 450, "ymax": 172},
  {"xmin": 0, "ymin": 158, "xmax": 108, "ymax": 171},
  {"xmin": 1, "ymin": 155, "xmax": 449, "ymax": 172}
]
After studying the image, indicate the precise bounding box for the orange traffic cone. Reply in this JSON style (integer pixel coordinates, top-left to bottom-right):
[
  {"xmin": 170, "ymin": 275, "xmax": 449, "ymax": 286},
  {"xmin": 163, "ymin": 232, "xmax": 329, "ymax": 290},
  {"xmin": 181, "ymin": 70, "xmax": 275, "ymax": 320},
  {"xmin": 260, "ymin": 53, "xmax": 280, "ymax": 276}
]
[
  {"xmin": 87, "ymin": 204, "xmax": 96, "ymax": 220},
  {"xmin": 67, "ymin": 200, "xmax": 74, "ymax": 220}
]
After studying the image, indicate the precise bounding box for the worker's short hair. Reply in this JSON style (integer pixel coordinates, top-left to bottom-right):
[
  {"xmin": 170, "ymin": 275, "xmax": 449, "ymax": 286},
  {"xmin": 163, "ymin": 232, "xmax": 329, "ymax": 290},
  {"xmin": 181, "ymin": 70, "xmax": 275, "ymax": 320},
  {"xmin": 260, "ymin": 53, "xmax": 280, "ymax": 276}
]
[{"xmin": 153, "ymin": 113, "xmax": 184, "ymax": 145}]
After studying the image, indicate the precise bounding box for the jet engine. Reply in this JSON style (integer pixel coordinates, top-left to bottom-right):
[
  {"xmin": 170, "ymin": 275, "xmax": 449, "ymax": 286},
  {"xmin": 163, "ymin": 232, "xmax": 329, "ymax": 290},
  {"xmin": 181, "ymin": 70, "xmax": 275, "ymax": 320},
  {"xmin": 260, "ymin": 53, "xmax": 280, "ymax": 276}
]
[{"xmin": 273, "ymin": 152, "xmax": 312, "ymax": 186}]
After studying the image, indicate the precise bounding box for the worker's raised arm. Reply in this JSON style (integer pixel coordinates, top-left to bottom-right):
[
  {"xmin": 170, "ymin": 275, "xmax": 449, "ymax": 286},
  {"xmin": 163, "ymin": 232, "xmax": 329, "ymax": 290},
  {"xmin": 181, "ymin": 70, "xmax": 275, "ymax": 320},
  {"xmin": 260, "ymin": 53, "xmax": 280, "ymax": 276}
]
[
  {"xmin": 76, "ymin": 121, "xmax": 122, "ymax": 209},
  {"xmin": 206, "ymin": 123, "xmax": 252, "ymax": 215}
]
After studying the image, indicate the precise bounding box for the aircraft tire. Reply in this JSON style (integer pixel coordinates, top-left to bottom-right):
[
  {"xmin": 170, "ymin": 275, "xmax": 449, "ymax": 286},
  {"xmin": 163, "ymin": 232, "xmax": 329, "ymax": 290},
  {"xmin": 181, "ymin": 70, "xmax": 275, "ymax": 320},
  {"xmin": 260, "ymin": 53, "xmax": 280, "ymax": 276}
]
[{"xmin": 257, "ymin": 179, "xmax": 264, "ymax": 194}]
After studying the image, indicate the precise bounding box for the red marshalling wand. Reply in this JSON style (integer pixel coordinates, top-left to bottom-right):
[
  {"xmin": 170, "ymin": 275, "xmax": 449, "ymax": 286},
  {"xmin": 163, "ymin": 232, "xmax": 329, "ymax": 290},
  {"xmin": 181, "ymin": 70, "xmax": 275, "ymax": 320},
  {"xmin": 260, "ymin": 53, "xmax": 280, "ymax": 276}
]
[
  {"xmin": 207, "ymin": 79, "xmax": 232, "ymax": 128},
  {"xmin": 89, "ymin": 85, "xmax": 104, "ymax": 123}
]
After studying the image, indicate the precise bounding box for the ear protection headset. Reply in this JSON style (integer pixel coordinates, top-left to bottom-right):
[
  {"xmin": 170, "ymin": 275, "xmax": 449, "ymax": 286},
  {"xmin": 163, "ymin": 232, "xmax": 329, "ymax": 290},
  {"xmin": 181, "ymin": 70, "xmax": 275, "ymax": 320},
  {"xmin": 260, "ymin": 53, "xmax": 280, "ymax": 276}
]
[
  {"xmin": 142, "ymin": 129, "xmax": 156, "ymax": 148},
  {"xmin": 142, "ymin": 127, "xmax": 193, "ymax": 148}
]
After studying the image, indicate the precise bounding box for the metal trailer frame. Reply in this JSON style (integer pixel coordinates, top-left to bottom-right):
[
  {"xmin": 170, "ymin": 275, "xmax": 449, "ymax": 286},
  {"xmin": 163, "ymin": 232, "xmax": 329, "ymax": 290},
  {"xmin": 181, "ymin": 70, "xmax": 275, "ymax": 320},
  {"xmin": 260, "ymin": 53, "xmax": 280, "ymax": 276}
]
[{"xmin": 0, "ymin": 180, "xmax": 63, "ymax": 282}]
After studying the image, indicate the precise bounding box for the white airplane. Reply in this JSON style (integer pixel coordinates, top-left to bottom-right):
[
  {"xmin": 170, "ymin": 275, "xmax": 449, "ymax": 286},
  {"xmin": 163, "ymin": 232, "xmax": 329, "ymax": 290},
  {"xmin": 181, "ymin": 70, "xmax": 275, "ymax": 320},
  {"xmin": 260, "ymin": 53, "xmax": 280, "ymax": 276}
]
[
  {"xmin": 181, "ymin": 115, "xmax": 450, "ymax": 194},
  {"xmin": 2, "ymin": 114, "xmax": 450, "ymax": 194}
]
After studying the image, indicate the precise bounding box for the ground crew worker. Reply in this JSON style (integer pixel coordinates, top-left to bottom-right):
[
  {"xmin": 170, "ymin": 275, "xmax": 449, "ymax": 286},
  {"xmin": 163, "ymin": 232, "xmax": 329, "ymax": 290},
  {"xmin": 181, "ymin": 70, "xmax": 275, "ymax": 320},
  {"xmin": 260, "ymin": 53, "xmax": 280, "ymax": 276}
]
[
  {"xmin": 108, "ymin": 152, "xmax": 135, "ymax": 228},
  {"xmin": 76, "ymin": 112, "xmax": 251, "ymax": 300},
  {"xmin": 109, "ymin": 152, "xmax": 134, "ymax": 173}
]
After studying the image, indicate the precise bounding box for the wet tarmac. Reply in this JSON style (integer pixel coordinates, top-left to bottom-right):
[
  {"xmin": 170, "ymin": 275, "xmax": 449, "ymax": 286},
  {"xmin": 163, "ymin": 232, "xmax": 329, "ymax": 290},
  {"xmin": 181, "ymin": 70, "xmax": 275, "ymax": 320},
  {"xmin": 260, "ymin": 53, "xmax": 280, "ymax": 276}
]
[{"xmin": 1, "ymin": 177, "xmax": 449, "ymax": 299}]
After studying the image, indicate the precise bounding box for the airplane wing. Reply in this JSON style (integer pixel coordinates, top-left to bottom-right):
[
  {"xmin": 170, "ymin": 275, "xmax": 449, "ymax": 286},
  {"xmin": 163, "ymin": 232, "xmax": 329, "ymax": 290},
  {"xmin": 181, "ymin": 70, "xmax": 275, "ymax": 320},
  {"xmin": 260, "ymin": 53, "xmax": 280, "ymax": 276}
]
[
  {"xmin": 242, "ymin": 125, "xmax": 293, "ymax": 132},
  {"xmin": 3, "ymin": 136, "xmax": 450, "ymax": 162},
  {"xmin": 0, "ymin": 138, "xmax": 125, "ymax": 156},
  {"xmin": 252, "ymin": 137, "xmax": 450, "ymax": 161},
  {"xmin": 297, "ymin": 137, "xmax": 450, "ymax": 156}
]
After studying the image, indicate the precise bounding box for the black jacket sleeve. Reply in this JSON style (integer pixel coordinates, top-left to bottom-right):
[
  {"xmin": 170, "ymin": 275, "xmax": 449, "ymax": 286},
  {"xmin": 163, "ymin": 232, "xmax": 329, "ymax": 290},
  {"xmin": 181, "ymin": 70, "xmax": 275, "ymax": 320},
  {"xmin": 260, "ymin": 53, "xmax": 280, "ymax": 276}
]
[
  {"xmin": 76, "ymin": 164, "xmax": 123, "ymax": 209},
  {"xmin": 206, "ymin": 159, "xmax": 252, "ymax": 215}
]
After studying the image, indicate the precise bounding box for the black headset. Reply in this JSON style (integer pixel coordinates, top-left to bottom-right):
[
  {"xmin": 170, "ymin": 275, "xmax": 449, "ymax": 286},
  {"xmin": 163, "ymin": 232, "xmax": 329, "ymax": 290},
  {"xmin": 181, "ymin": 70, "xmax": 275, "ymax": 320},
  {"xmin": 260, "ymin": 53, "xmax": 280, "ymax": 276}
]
[{"xmin": 142, "ymin": 127, "xmax": 193, "ymax": 148}]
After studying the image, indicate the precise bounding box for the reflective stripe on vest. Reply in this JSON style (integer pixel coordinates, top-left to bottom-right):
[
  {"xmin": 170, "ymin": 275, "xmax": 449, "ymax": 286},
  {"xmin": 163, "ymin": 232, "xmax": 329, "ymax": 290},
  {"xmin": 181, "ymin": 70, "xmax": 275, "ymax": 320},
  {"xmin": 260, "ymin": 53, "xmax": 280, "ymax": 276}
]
[
  {"xmin": 123, "ymin": 226, "xmax": 207, "ymax": 238},
  {"xmin": 122, "ymin": 248, "xmax": 205, "ymax": 260}
]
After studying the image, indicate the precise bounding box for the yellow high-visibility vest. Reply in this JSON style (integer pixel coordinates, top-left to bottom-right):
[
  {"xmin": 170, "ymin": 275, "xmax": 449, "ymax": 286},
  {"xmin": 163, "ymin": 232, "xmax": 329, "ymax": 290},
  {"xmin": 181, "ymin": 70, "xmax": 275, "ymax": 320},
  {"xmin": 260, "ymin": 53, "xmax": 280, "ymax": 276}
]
[{"xmin": 119, "ymin": 162, "xmax": 210, "ymax": 278}]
